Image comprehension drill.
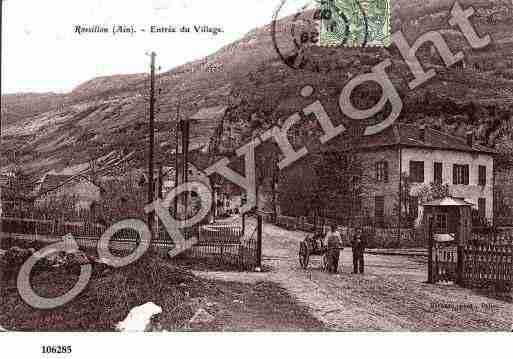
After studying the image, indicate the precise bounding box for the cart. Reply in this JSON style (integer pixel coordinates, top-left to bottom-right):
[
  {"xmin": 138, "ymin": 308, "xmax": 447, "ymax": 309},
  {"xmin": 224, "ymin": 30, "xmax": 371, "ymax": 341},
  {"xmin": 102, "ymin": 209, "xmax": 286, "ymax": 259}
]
[{"xmin": 298, "ymin": 232, "xmax": 329, "ymax": 269}]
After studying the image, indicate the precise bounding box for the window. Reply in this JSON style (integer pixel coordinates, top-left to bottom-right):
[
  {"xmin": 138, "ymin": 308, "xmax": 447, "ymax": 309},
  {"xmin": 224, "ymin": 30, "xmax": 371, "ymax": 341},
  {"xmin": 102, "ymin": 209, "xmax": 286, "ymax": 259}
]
[
  {"xmin": 409, "ymin": 161, "xmax": 424, "ymax": 183},
  {"xmin": 453, "ymin": 164, "xmax": 469, "ymax": 185},
  {"xmin": 478, "ymin": 165, "xmax": 486, "ymax": 186},
  {"xmin": 434, "ymin": 213, "xmax": 448, "ymax": 233},
  {"xmin": 375, "ymin": 196, "xmax": 385, "ymax": 226},
  {"xmin": 376, "ymin": 161, "xmax": 389, "ymax": 182},
  {"xmin": 478, "ymin": 198, "xmax": 486, "ymax": 218},
  {"xmin": 434, "ymin": 162, "xmax": 443, "ymax": 184}
]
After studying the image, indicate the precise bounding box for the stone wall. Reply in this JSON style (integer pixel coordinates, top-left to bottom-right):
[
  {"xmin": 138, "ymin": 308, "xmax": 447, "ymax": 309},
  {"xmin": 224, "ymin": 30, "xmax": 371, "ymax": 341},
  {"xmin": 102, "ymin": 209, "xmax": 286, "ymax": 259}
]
[
  {"xmin": 357, "ymin": 148, "xmax": 401, "ymax": 222},
  {"xmin": 273, "ymin": 215, "xmax": 424, "ymax": 248}
]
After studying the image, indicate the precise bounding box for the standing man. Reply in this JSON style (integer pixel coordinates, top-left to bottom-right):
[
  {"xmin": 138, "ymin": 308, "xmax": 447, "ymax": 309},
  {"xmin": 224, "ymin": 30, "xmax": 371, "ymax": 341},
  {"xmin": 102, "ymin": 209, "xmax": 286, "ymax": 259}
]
[
  {"xmin": 351, "ymin": 227, "xmax": 365, "ymax": 274},
  {"xmin": 326, "ymin": 224, "xmax": 342, "ymax": 273}
]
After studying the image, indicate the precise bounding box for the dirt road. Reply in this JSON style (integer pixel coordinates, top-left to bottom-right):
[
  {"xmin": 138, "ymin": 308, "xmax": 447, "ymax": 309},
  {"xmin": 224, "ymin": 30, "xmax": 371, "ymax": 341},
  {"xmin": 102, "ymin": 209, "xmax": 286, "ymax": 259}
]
[{"xmin": 195, "ymin": 220, "xmax": 512, "ymax": 331}]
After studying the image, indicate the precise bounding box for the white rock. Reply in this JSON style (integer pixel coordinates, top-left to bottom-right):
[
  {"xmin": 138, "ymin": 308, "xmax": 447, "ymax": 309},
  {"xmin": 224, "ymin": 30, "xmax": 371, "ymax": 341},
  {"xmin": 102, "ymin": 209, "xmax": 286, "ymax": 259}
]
[
  {"xmin": 189, "ymin": 308, "xmax": 215, "ymax": 326},
  {"xmin": 115, "ymin": 302, "xmax": 162, "ymax": 332}
]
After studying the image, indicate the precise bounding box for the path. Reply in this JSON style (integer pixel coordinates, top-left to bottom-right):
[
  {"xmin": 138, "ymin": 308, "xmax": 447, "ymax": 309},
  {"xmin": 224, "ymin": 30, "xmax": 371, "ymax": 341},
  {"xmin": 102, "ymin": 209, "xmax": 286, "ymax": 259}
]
[{"xmin": 195, "ymin": 219, "xmax": 512, "ymax": 331}]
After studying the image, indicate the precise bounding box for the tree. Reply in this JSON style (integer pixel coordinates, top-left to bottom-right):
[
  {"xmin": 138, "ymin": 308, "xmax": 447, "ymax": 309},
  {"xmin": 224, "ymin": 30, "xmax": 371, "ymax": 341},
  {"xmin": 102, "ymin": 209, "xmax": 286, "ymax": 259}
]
[
  {"xmin": 397, "ymin": 172, "xmax": 450, "ymax": 226},
  {"xmin": 417, "ymin": 181, "xmax": 450, "ymax": 204}
]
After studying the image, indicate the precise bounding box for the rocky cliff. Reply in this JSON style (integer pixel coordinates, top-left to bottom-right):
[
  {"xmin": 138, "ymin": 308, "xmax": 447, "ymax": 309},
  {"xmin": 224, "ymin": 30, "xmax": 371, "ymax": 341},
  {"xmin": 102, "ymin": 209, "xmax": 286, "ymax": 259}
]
[{"xmin": 2, "ymin": 0, "xmax": 513, "ymax": 179}]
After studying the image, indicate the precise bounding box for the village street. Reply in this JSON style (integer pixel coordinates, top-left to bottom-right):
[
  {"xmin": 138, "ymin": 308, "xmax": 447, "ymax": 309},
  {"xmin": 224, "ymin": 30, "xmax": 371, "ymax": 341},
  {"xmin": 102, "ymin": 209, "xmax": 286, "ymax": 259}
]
[{"xmin": 195, "ymin": 219, "xmax": 512, "ymax": 331}]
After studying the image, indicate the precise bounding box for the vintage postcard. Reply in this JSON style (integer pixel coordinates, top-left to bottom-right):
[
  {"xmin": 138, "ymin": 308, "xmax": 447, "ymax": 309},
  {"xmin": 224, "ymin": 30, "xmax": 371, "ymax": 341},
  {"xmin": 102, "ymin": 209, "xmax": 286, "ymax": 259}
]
[{"xmin": 1, "ymin": 0, "xmax": 512, "ymax": 355}]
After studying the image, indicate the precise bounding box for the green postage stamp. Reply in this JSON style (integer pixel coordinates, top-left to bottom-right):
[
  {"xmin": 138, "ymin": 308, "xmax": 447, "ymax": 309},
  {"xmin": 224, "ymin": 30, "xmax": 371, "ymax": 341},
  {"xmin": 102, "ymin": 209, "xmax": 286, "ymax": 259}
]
[{"xmin": 317, "ymin": 0, "xmax": 391, "ymax": 47}]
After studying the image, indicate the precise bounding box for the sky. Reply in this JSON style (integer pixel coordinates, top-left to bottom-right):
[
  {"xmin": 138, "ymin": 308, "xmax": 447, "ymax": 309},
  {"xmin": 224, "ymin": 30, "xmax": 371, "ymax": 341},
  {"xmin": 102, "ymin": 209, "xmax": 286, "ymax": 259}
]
[{"xmin": 1, "ymin": 0, "xmax": 308, "ymax": 94}]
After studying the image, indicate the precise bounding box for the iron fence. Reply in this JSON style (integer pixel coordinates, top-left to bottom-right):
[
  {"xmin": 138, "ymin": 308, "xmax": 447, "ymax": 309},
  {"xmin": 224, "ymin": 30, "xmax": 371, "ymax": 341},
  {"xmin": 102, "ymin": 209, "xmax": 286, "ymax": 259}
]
[
  {"xmin": 462, "ymin": 244, "xmax": 513, "ymax": 289},
  {"xmin": 186, "ymin": 222, "xmax": 259, "ymax": 270}
]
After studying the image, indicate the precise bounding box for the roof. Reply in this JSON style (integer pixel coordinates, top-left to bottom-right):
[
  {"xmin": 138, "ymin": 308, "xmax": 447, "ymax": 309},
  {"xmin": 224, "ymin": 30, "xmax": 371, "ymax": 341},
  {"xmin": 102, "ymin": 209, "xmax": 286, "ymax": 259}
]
[
  {"xmin": 38, "ymin": 174, "xmax": 100, "ymax": 196},
  {"xmin": 324, "ymin": 123, "xmax": 496, "ymax": 155},
  {"xmin": 423, "ymin": 197, "xmax": 474, "ymax": 207},
  {"xmin": 38, "ymin": 174, "xmax": 74, "ymax": 194},
  {"xmin": 188, "ymin": 105, "xmax": 228, "ymax": 149}
]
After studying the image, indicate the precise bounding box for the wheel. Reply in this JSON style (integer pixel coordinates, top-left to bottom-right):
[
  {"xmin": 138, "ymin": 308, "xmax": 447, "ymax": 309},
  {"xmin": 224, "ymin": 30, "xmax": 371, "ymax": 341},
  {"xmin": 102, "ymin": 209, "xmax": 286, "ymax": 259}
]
[{"xmin": 299, "ymin": 242, "xmax": 310, "ymax": 269}]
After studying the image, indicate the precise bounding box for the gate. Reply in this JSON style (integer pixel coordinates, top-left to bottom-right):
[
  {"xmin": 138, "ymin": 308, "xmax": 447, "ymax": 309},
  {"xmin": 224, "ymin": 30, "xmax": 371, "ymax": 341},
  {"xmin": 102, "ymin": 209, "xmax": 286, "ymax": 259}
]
[
  {"xmin": 185, "ymin": 215, "xmax": 262, "ymax": 270},
  {"xmin": 433, "ymin": 241, "xmax": 458, "ymax": 283}
]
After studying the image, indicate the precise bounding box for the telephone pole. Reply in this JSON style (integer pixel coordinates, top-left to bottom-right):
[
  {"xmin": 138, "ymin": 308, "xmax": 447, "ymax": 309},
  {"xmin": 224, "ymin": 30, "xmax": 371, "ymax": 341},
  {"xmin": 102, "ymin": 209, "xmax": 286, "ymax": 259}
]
[
  {"xmin": 173, "ymin": 98, "xmax": 182, "ymax": 216},
  {"xmin": 147, "ymin": 51, "xmax": 156, "ymax": 239},
  {"xmin": 181, "ymin": 119, "xmax": 190, "ymax": 225}
]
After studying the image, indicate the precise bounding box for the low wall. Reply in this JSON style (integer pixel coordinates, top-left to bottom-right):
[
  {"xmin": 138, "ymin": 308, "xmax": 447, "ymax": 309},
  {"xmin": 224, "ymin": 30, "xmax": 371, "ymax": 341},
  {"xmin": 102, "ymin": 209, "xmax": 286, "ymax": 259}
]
[{"xmin": 273, "ymin": 215, "xmax": 425, "ymax": 248}]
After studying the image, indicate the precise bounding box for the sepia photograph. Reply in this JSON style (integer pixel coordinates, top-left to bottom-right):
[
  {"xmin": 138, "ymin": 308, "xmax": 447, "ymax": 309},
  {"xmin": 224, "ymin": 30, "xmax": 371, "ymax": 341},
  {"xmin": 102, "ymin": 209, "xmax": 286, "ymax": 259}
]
[{"xmin": 0, "ymin": 0, "xmax": 512, "ymax": 355}]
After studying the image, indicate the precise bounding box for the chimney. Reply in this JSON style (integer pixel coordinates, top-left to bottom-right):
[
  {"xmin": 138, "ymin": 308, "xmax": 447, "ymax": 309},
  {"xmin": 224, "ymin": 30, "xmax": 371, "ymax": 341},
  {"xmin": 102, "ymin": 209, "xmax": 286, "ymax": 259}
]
[
  {"xmin": 466, "ymin": 131, "xmax": 473, "ymax": 147},
  {"xmin": 419, "ymin": 125, "xmax": 426, "ymax": 142}
]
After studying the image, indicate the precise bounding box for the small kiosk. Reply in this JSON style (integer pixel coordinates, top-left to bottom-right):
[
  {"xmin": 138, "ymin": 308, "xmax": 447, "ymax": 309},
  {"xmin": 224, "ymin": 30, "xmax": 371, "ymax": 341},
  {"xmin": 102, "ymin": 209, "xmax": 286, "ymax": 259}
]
[{"xmin": 422, "ymin": 197, "xmax": 473, "ymax": 284}]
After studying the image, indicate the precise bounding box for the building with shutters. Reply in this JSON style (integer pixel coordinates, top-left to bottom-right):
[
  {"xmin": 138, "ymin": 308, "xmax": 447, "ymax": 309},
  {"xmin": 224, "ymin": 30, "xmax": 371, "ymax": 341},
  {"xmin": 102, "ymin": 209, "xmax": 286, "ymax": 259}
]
[{"xmin": 281, "ymin": 123, "xmax": 496, "ymax": 228}]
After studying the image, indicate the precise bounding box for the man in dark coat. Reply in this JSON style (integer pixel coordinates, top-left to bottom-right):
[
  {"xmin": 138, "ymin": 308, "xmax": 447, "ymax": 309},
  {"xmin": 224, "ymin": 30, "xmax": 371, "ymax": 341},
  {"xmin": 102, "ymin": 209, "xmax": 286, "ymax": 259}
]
[{"xmin": 351, "ymin": 227, "xmax": 365, "ymax": 274}]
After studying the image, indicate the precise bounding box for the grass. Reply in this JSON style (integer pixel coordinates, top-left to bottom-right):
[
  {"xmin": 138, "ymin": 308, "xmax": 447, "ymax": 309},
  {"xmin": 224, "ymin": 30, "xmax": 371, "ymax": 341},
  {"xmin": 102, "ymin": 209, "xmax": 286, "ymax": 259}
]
[{"xmin": 0, "ymin": 251, "xmax": 325, "ymax": 331}]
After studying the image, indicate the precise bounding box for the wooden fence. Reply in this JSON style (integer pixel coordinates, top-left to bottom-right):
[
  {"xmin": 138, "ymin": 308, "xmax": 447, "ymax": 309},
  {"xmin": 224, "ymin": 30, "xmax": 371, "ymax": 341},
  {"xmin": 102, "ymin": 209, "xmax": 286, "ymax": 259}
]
[
  {"xmin": 1, "ymin": 217, "xmax": 106, "ymax": 239},
  {"xmin": 1, "ymin": 217, "xmax": 177, "ymax": 253},
  {"xmin": 1, "ymin": 216, "xmax": 260, "ymax": 270}
]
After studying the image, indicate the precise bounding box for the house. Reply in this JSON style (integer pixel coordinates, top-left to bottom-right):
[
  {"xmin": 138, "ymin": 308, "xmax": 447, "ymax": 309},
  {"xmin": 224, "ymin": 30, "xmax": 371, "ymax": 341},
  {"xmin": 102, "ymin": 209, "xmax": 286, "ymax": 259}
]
[
  {"xmin": 332, "ymin": 124, "xmax": 495, "ymax": 226},
  {"xmin": 277, "ymin": 123, "xmax": 495, "ymax": 227},
  {"xmin": 35, "ymin": 174, "xmax": 102, "ymax": 212},
  {"xmin": 1, "ymin": 177, "xmax": 34, "ymax": 217}
]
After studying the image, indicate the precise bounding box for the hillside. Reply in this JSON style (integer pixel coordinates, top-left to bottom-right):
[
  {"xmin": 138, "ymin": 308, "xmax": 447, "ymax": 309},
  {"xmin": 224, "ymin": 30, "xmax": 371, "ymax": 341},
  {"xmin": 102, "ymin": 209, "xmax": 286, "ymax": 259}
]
[{"xmin": 2, "ymin": 0, "xmax": 513, "ymax": 179}]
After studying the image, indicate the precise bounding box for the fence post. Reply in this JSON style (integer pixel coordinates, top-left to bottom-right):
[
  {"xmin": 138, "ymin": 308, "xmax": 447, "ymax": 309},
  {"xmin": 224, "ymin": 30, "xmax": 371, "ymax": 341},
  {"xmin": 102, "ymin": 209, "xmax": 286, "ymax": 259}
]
[
  {"xmin": 242, "ymin": 213, "xmax": 246, "ymax": 235},
  {"xmin": 427, "ymin": 216, "xmax": 435, "ymax": 284},
  {"xmin": 456, "ymin": 244, "xmax": 464, "ymax": 286},
  {"xmin": 257, "ymin": 214, "xmax": 262, "ymax": 268}
]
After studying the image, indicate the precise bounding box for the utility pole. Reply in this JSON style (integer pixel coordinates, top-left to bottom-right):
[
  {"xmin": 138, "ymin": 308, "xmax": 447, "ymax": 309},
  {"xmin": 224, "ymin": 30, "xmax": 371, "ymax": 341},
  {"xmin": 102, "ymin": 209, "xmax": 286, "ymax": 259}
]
[
  {"xmin": 147, "ymin": 51, "xmax": 156, "ymax": 240},
  {"xmin": 181, "ymin": 119, "xmax": 190, "ymax": 227},
  {"xmin": 173, "ymin": 99, "xmax": 182, "ymax": 216}
]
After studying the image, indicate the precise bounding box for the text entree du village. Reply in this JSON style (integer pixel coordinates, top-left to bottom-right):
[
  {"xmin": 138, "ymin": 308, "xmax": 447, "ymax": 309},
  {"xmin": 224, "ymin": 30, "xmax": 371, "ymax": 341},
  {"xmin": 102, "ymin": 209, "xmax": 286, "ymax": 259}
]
[{"xmin": 74, "ymin": 24, "xmax": 224, "ymax": 36}]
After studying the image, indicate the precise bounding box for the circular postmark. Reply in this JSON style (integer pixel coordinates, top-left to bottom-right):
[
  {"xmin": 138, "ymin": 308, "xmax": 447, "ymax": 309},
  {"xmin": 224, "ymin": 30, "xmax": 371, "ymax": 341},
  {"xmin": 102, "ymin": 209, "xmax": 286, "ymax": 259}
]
[{"xmin": 271, "ymin": 0, "xmax": 369, "ymax": 73}]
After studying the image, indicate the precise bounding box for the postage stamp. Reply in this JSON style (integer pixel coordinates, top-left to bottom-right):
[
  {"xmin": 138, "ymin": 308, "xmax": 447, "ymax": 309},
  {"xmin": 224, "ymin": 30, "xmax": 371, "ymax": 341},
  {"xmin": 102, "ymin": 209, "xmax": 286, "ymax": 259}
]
[
  {"xmin": 271, "ymin": 0, "xmax": 391, "ymax": 72},
  {"xmin": 318, "ymin": 0, "xmax": 391, "ymax": 47}
]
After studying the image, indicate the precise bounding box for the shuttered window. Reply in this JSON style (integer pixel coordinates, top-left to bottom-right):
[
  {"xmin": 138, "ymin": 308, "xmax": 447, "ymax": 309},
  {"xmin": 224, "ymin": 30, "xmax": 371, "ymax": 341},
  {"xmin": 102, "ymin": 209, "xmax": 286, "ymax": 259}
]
[
  {"xmin": 434, "ymin": 162, "xmax": 443, "ymax": 184},
  {"xmin": 410, "ymin": 161, "xmax": 424, "ymax": 183},
  {"xmin": 478, "ymin": 165, "xmax": 486, "ymax": 186},
  {"xmin": 376, "ymin": 161, "xmax": 389, "ymax": 183},
  {"xmin": 453, "ymin": 164, "xmax": 469, "ymax": 185}
]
